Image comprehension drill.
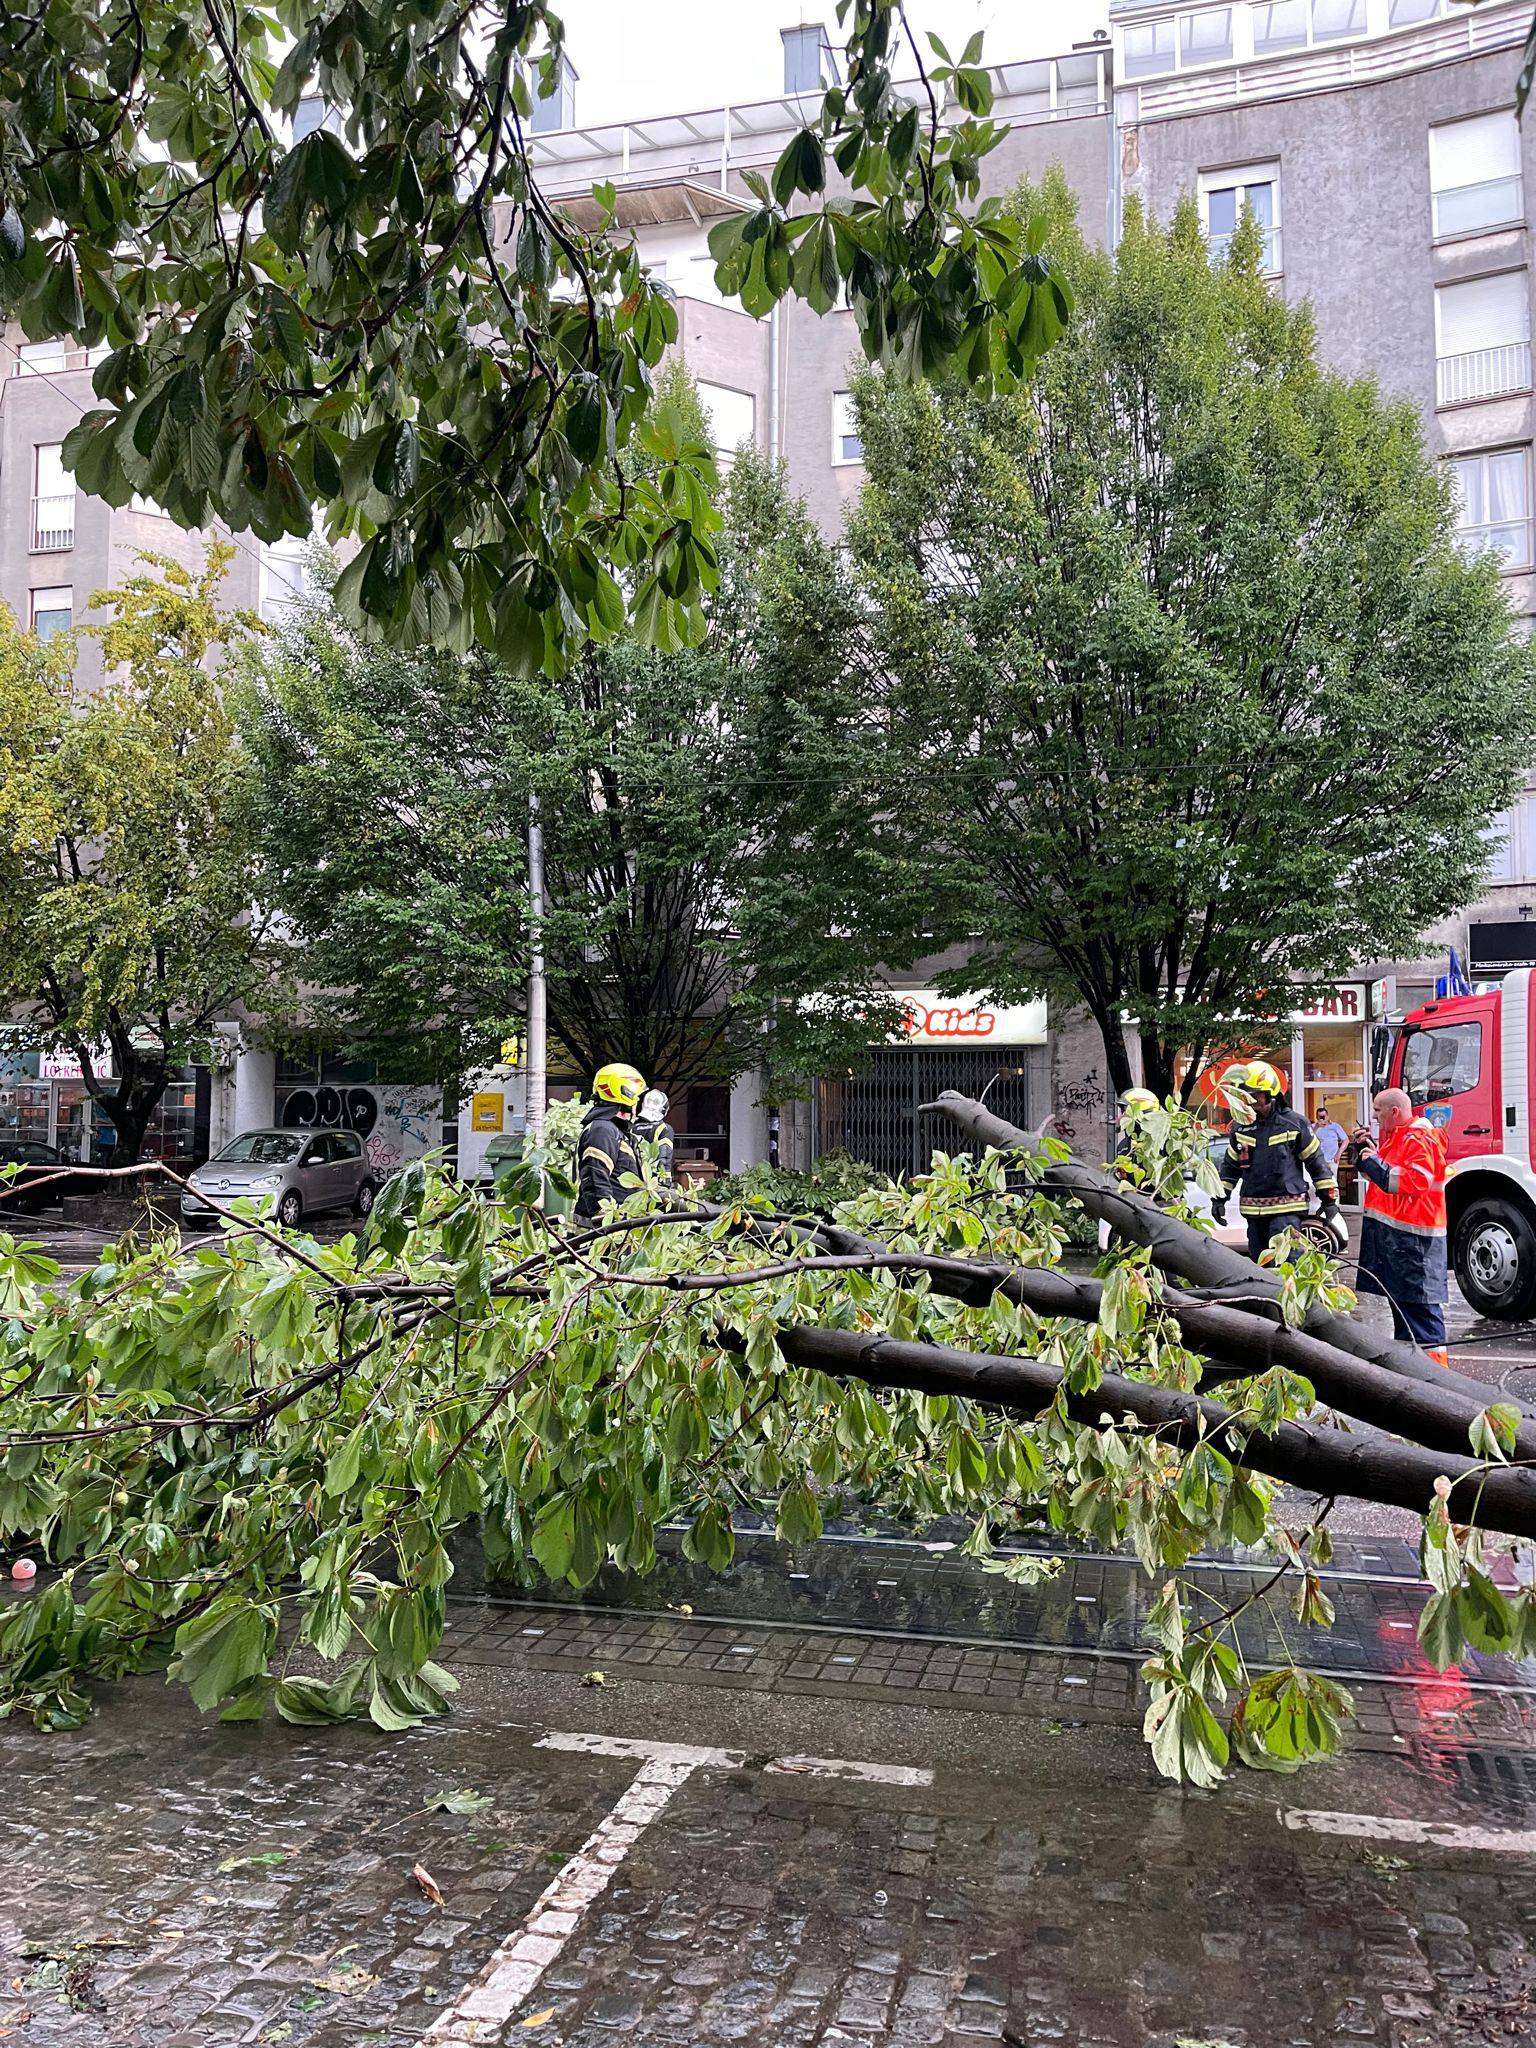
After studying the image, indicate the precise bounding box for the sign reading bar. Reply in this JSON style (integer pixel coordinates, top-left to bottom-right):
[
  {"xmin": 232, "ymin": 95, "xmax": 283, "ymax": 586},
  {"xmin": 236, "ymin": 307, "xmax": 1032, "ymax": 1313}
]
[
  {"xmin": 880, "ymin": 990, "xmax": 1048, "ymax": 1048},
  {"xmin": 1295, "ymin": 983, "xmax": 1367, "ymax": 1022}
]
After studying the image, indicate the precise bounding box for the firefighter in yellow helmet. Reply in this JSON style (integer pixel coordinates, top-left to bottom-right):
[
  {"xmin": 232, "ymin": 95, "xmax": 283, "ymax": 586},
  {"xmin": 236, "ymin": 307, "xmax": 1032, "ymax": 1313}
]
[
  {"xmin": 1218, "ymin": 1059, "xmax": 1341, "ymax": 1263},
  {"xmin": 575, "ymin": 1062, "xmax": 647, "ymax": 1219}
]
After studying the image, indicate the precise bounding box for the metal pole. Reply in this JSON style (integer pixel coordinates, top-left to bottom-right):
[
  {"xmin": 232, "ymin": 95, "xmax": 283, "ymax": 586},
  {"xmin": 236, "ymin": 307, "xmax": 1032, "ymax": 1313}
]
[{"xmin": 526, "ymin": 792, "xmax": 548, "ymax": 1143}]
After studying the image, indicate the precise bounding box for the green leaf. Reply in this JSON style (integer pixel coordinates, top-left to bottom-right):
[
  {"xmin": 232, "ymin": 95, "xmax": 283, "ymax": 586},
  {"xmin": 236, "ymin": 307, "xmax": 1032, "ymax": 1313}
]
[
  {"xmin": 170, "ymin": 1599, "xmax": 272, "ymax": 1712},
  {"xmin": 1417, "ymin": 1590, "xmax": 1464, "ymax": 1670},
  {"xmin": 776, "ymin": 1482, "xmax": 822, "ymax": 1546},
  {"xmin": 531, "ymin": 1495, "xmax": 576, "ymax": 1580},
  {"xmin": 372, "ymin": 420, "xmax": 420, "ymax": 499}
]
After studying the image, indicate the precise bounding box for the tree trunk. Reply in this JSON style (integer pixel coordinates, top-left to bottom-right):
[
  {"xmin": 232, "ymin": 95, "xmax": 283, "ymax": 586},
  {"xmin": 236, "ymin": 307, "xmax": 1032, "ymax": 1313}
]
[
  {"xmin": 1092, "ymin": 1007, "xmax": 1136, "ymax": 1098},
  {"xmin": 922, "ymin": 1090, "xmax": 1536, "ymax": 1420},
  {"xmin": 1140, "ymin": 1033, "xmax": 1179, "ymax": 1102},
  {"xmin": 100, "ymin": 1063, "xmax": 170, "ymax": 1167},
  {"xmin": 764, "ymin": 1322, "xmax": 1536, "ymax": 1542}
]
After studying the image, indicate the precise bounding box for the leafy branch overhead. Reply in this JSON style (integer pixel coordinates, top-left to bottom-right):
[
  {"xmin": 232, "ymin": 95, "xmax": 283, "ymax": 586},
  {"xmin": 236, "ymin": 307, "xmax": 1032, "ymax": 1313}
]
[
  {"xmin": 0, "ymin": 0, "xmax": 1065, "ymax": 675},
  {"xmin": 4, "ymin": 1094, "xmax": 1534, "ymax": 1794}
]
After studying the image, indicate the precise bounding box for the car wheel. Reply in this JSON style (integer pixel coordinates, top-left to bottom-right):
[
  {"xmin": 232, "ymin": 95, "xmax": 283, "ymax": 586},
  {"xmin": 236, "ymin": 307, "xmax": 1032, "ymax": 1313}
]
[
  {"xmin": 277, "ymin": 1189, "xmax": 303, "ymax": 1231},
  {"xmin": 1453, "ymin": 1197, "xmax": 1536, "ymax": 1322},
  {"xmin": 353, "ymin": 1180, "xmax": 376, "ymax": 1218}
]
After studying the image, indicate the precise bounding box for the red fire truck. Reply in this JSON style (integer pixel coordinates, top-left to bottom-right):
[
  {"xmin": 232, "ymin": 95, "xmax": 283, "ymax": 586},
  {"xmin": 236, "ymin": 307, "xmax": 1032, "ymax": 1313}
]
[{"xmin": 1381, "ymin": 965, "xmax": 1536, "ymax": 1320}]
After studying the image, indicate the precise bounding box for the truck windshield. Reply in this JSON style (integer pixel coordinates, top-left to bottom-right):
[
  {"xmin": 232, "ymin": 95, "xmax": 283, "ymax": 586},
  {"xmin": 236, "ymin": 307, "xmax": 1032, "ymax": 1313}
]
[{"xmin": 1401, "ymin": 1020, "xmax": 1482, "ymax": 1101}]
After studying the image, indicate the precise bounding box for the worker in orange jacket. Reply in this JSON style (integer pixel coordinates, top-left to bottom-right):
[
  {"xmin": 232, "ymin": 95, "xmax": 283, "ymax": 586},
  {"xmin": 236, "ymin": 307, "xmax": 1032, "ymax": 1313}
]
[{"xmin": 1351, "ymin": 1086, "xmax": 1450, "ymax": 1366}]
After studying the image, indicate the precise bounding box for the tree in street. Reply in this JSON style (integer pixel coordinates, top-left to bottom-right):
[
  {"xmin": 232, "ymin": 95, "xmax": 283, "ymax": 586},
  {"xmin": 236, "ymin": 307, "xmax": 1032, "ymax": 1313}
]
[
  {"xmin": 821, "ymin": 177, "xmax": 1536, "ymax": 1097},
  {"xmin": 0, "ymin": 546, "xmax": 277, "ymax": 1164},
  {"xmin": 1, "ymin": 0, "xmax": 1066, "ymax": 674},
  {"xmin": 4, "ymin": 1090, "xmax": 1536, "ymax": 1794},
  {"xmin": 244, "ymin": 378, "xmax": 907, "ymax": 1097}
]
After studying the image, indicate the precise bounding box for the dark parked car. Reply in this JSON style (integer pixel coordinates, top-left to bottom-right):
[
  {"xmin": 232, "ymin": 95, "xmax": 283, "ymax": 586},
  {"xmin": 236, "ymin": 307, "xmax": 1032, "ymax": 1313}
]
[{"xmin": 0, "ymin": 1138, "xmax": 78, "ymax": 1216}]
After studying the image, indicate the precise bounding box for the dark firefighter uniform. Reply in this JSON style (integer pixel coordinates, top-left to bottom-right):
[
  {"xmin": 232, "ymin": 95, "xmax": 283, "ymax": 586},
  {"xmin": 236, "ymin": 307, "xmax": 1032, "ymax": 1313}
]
[
  {"xmin": 1220, "ymin": 1105, "xmax": 1339, "ymax": 1261},
  {"xmin": 574, "ymin": 1103, "xmax": 643, "ymax": 1219},
  {"xmin": 575, "ymin": 1061, "xmax": 647, "ymax": 1219}
]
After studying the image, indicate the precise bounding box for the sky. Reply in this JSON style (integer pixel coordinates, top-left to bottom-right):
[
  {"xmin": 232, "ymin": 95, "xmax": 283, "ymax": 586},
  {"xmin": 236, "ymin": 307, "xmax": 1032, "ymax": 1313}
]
[{"xmin": 555, "ymin": 0, "xmax": 1108, "ymax": 126}]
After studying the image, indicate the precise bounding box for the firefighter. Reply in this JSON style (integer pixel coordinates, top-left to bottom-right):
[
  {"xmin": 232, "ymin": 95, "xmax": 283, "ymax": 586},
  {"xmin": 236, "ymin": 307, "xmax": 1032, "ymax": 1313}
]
[
  {"xmin": 635, "ymin": 1087, "xmax": 676, "ymax": 1186},
  {"xmin": 1219, "ymin": 1060, "xmax": 1343, "ymax": 1263},
  {"xmin": 575, "ymin": 1062, "xmax": 647, "ymax": 1220},
  {"xmin": 1352, "ymin": 1086, "xmax": 1450, "ymax": 1367}
]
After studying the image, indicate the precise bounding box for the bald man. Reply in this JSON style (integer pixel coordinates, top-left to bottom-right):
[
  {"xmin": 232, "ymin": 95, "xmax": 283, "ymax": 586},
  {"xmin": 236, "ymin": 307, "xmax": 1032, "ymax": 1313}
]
[{"xmin": 1352, "ymin": 1087, "xmax": 1450, "ymax": 1366}]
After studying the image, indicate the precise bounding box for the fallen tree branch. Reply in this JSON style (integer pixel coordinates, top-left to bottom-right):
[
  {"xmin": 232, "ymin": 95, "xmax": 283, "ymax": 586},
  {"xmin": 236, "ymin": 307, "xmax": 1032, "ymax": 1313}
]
[
  {"xmin": 763, "ymin": 1321, "xmax": 1536, "ymax": 1542},
  {"xmin": 923, "ymin": 1090, "xmax": 1534, "ymax": 1422}
]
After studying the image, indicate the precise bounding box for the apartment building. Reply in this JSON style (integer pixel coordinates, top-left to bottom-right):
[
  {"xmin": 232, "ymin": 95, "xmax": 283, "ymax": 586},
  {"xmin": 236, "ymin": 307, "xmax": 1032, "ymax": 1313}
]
[{"xmin": 2, "ymin": 9, "xmax": 1532, "ymax": 1177}]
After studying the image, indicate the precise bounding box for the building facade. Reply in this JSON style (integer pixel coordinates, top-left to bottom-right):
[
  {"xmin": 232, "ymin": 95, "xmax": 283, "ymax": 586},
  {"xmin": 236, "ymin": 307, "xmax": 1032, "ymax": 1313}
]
[{"xmin": 2, "ymin": 9, "xmax": 1533, "ymax": 1176}]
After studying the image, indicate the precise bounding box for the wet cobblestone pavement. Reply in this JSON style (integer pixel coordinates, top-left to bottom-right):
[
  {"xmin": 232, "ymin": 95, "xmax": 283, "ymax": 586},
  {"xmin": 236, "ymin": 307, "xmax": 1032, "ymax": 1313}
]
[{"xmin": 7, "ymin": 1565, "xmax": 1536, "ymax": 2048}]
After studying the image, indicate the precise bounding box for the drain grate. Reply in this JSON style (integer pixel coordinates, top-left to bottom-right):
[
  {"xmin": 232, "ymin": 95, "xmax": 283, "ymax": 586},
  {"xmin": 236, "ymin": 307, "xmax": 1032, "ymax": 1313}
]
[{"xmin": 1418, "ymin": 1744, "xmax": 1536, "ymax": 1814}]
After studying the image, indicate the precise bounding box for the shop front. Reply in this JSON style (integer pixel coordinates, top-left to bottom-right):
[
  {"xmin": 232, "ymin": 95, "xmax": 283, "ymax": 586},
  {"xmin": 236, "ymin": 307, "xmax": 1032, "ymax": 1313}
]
[
  {"xmin": 1179, "ymin": 980, "xmax": 1384, "ymax": 1200},
  {"xmin": 815, "ymin": 990, "xmax": 1050, "ymax": 1179},
  {"xmin": 0, "ymin": 1041, "xmax": 208, "ymax": 1165}
]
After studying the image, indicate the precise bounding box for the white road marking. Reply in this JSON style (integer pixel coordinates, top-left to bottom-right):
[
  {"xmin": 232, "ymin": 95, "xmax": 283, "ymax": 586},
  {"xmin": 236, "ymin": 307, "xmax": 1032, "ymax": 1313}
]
[
  {"xmin": 426, "ymin": 1731, "xmax": 939, "ymax": 2040},
  {"xmin": 535, "ymin": 1731, "xmax": 744, "ymax": 1769},
  {"xmin": 422, "ymin": 1753, "xmax": 704, "ymax": 2044},
  {"xmin": 764, "ymin": 1754, "xmax": 934, "ymax": 1788},
  {"xmin": 1284, "ymin": 1809, "xmax": 1536, "ymax": 1854}
]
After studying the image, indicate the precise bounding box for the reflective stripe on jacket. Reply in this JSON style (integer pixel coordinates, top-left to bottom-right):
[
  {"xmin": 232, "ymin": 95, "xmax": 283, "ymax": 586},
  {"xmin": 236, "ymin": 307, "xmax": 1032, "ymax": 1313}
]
[
  {"xmin": 575, "ymin": 1106, "xmax": 641, "ymax": 1219},
  {"xmin": 1357, "ymin": 1115, "xmax": 1449, "ymax": 1306},
  {"xmin": 1220, "ymin": 1105, "xmax": 1338, "ymax": 1217}
]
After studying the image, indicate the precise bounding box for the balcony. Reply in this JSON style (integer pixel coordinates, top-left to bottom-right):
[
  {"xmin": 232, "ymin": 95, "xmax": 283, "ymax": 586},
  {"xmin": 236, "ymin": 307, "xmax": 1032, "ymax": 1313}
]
[
  {"xmin": 1436, "ymin": 342, "xmax": 1532, "ymax": 407},
  {"xmin": 30, "ymin": 492, "xmax": 75, "ymax": 551}
]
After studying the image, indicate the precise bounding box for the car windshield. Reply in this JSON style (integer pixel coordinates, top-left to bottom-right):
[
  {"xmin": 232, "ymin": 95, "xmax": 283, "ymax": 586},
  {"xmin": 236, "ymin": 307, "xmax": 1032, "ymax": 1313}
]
[{"xmin": 215, "ymin": 1133, "xmax": 303, "ymax": 1165}]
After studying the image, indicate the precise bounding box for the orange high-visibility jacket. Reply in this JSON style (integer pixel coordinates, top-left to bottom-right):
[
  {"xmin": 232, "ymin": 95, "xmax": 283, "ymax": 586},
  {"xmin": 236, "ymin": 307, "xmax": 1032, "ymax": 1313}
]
[{"xmin": 1356, "ymin": 1115, "xmax": 1449, "ymax": 1306}]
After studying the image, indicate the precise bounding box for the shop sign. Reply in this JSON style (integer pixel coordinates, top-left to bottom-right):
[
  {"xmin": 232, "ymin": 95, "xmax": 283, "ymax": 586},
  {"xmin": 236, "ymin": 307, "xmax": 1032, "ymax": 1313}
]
[
  {"xmin": 1294, "ymin": 983, "xmax": 1367, "ymax": 1023},
  {"xmin": 883, "ymin": 990, "xmax": 1048, "ymax": 1048},
  {"xmin": 471, "ymin": 1091, "xmax": 505, "ymax": 1133},
  {"xmin": 38, "ymin": 1042, "xmax": 110, "ymax": 1081}
]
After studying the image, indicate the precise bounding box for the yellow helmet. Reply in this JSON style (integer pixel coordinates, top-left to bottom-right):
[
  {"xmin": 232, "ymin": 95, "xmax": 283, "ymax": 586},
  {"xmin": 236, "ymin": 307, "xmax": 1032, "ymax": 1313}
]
[
  {"xmin": 1120, "ymin": 1087, "xmax": 1159, "ymax": 1114},
  {"xmin": 592, "ymin": 1061, "xmax": 647, "ymax": 1110},
  {"xmin": 1230, "ymin": 1059, "xmax": 1285, "ymax": 1097}
]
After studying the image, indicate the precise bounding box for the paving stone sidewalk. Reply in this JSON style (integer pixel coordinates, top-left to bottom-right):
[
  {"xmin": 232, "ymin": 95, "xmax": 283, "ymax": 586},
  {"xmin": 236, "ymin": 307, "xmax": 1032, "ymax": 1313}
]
[{"xmin": 5, "ymin": 1620, "xmax": 1536, "ymax": 2048}]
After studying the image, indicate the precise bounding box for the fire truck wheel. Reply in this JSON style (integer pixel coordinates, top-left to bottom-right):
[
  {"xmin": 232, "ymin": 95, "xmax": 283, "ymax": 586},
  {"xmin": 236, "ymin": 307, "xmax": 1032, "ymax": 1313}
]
[{"xmin": 1454, "ymin": 1197, "xmax": 1536, "ymax": 1323}]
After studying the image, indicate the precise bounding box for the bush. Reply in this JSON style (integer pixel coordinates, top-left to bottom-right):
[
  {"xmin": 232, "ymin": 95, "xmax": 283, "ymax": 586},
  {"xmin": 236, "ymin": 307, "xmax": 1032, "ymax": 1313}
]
[{"xmin": 710, "ymin": 1152, "xmax": 890, "ymax": 1218}]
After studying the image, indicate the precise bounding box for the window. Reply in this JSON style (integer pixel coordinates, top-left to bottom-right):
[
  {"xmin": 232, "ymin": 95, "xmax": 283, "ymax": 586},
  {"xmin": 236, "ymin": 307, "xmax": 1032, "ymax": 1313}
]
[
  {"xmin": 16, "ymin": 340, "xmax": 67, "ymax": 377},
  {"xmin": 1436, "ymin": 272, "xmax": 1532, "ymax": 405},
  {"xmin": 781, "ymin": 23, "xmax": 826, "ymax": 94},
  {"xmin": 29, "ymin": 586, "xmax": 72, "ymax": 641},
  {"xmin": 1447, "ymin": 447, "xmax": 1531, "ymax": 570},
  {"xmin": 832, "ymin": 390, "xmax": 863, "ymax": 466},
  {"xmin": 1122, "ymin": 20, "xmax": 1176, "ymax": 76},
  {"xmin": 1181, "ymin": 8, "xmax": 1232, "ymax": 63},
  {"xmin": 31, "ymin": 443, "xmax": 73, "ymax": 551},
  {"xmin": 1200, "ymin": 163, "xmax": 1281, "ymax": 273},
  {"xmin": 695, "ymin": 381, "xmax": 756, "ymax": 466},
  {"xmin": 291, "ymin": 95, "xmax": 327, "ymax": 141},
  {"xmin": 259, "ymin": 534, "xmax": 313, "ymax": 622},
  {"xmin": 1390, "ymin": 0, "xmax": 1441, "ymax": 21},
  {"xmin": 1401, "ymin": 1021, "xmax": 1482, "ymax": 1100},
  {"xmin": 1252, "ymin": 0, "xmax": 1308, "ymax": 53},
  {"xmin": 529, "ymin": 50, "xmax": 576, "ymax": 134},
  {"xmin": 1312, "ymin": 0, "xmax": 1365, "ymax": 37},
  {"xmin": 1430, "ymin": 111, "xmax": 1523, "ymax": 239},
  {"xmin": 1485, "ymin": 791, "xmax": 1536, "ymax": 880}
]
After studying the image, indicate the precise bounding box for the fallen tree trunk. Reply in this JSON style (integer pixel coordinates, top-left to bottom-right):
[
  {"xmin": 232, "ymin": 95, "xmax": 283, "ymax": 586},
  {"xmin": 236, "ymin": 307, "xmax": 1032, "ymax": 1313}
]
[
  {"xmin": 924, "ymin": 1090, "xmax": 1535, "ymax": 1422},
  {"xmin": 786, "ymin": 1245, "xmax": 1536, "ymax": 1467},
  {"xmin": 766, "ymin": 1321, "xmax": 1536, "ymax": 1542}
]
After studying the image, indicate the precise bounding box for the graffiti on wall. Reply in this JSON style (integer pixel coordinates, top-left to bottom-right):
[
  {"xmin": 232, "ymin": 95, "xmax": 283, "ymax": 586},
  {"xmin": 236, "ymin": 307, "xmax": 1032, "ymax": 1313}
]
[
  {"xmin": 278, "ymin": 1084, "xmax": 440, "ymax": 1175},
  {"xmin": 1053, "ymin": 1067, "xmax": 1106, "ymax": 1143}
]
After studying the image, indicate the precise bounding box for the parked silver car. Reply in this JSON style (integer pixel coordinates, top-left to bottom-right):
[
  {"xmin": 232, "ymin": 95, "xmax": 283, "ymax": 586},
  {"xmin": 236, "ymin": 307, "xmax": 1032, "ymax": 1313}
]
[{"xmin": 181, "ymin": 1128, "xmax": 376, "ymax": 1229}]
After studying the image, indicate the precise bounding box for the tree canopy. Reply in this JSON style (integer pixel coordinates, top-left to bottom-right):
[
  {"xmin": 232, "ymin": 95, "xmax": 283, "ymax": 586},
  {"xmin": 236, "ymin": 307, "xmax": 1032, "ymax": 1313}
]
[
  {"xmin": 0, "ymin": 0, "xmax": 1067, "ymax": 675},
  {"xmin": 0, "ymin": 546, "xmax": 279, "ymax": 1163},
  {"xmin": 811, "ymin": 177, "xmax": 1536, "ymax": 1096},
  {"xmin": 243, "ymin": 377, "xmax": 912, "ymax": 1097}
]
